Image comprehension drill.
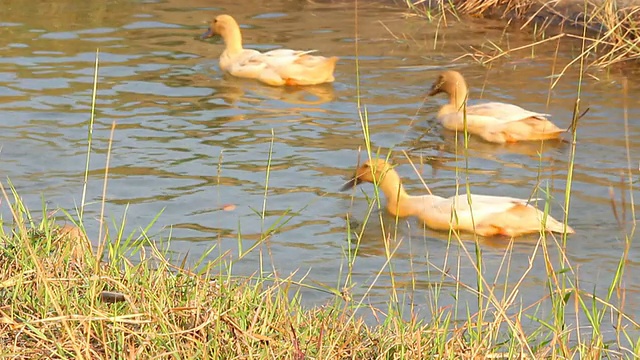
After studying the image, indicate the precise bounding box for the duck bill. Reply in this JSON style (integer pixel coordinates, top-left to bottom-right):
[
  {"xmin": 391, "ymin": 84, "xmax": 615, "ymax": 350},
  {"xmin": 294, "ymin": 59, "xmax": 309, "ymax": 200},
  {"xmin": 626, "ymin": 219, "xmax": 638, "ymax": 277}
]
[
  {"xmin": 427, "ymin": 87, "xmax": 440, "ymax": 96},
  {"xmin": 200, "ymin": 28, "xmax": 214, "ymax": 39},
  {"xmin": 341, "ymin": 176, "xmax": 362, "ymax": 191}
]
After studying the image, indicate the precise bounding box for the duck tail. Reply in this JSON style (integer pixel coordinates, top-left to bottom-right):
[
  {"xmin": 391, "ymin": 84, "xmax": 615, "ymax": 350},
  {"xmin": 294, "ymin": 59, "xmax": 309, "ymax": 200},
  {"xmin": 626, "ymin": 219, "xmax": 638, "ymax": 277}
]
[
  {"xmin": 315, "ymin": 56, "xmax": 338, "ymax": 83},
  {"xmin": 534, "ymin": 131, "xmax": 566, "ymax": 142},
  {"xmin": 324, "ymin": 56, "xmax": 339, "ymax": 72},
  {"xmin": 517, "ymin": 118, "xmax": 568, "ymax": 141}
]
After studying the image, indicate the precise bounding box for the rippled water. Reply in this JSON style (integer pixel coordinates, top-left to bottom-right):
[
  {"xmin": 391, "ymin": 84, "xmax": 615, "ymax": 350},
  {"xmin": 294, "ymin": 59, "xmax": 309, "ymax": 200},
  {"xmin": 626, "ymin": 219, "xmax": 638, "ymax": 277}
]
[{"xmin": 1, "ymin": 0, "xmax": 640, "ymax": 329}]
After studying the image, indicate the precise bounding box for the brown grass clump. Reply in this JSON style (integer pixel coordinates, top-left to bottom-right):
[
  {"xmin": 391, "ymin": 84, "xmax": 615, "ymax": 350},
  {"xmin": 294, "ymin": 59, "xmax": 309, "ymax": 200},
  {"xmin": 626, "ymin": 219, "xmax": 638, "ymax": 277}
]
[
  {"xmin": 0, "ymin": 201, "xmax": 462, "ymax": 359},
  {"xmin": 413, "ymin": 0, "xmax": 640, "ymax": 67},
  {"xmin": 453, "ymin": 0, "xmax": 539, "ymax": 18},
  {"xmin": 3, "ymin": 199, "xmax": 635, "ymax": 358}
]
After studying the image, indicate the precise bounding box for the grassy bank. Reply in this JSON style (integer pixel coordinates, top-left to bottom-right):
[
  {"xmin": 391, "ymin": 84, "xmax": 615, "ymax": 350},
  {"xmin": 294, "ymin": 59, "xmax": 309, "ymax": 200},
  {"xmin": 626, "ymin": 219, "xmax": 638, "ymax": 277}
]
[
  {"xmin": 1, "ymin": 193, "xmax": 638, "ymax": 359},
  {"xmin": 1, "ymin": 205, "xmax": 412, "ymax": 358},
  {"xmin": 408, "ymin": 0, "xmax": 640, "ymax": 67}
]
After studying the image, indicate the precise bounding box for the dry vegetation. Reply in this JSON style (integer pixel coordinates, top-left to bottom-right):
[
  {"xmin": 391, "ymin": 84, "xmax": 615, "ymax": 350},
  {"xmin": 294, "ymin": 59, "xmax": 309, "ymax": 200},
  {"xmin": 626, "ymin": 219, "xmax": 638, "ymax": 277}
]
[
  {"xmin": 1, "ymin": 200, "xmax": 637, "ymax": 359},
  {"xmin": 410, "ymin": 0, "xmax": 640, "ymax": 67},
  {"xmin": 0, "ymin": 199, "xmax": 534, "ymax": 359}
]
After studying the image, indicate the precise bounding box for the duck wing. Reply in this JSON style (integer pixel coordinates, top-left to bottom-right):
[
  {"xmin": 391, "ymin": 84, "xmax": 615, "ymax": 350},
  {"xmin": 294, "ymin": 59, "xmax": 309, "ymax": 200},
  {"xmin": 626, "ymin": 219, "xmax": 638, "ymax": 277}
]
[
  {"xmin": 434, "ymin": 194, "xmax": 536, "ymax": 226},
  {"xmin": 257, "ymin": 49, "xmax": 318, "ymax": 68},
  {"xmin": 227, "ymin": 48, "xmax": 336, "ymax": 86},
  {"xmin": 227, "ymin": 53, "xmax": 271, "ymax": 79},
  {"xmin": 467, "ymin": 102, "xmax": 550, "ymax": 124},
  {"xmin": 262, "ymin": 49, "xmax": 317, "ymax": 57}
]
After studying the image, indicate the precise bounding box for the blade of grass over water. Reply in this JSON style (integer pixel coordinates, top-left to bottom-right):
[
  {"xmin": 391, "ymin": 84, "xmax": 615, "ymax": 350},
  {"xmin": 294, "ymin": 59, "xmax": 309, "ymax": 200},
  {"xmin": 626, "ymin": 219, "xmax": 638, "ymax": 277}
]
[{"xmin": 80, "ymin": 49, "xmax": 99, "ymax": 220}]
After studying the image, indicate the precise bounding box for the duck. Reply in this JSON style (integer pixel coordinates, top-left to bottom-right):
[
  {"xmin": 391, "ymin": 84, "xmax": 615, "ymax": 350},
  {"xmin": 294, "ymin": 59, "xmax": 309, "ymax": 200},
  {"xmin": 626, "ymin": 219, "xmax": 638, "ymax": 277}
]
[
  {"xmin": 342, "ymin": 159, "xmax": 574, "ymax": 237},
  {"xmin": 427, "ymin": 70, "xmax": 568, "ymax": 143},
  {"xmin": 200, "ymin": 14, "xmax": 339, "ymax": 86}
]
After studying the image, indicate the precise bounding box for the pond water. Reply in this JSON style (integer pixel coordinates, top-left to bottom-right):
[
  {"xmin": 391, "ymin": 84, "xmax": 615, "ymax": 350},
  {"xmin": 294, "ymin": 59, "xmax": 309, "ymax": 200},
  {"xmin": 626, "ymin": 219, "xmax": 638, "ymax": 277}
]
[{"xmin": 1, "ymin": 0, "xmax": 639, "ymax": 336}]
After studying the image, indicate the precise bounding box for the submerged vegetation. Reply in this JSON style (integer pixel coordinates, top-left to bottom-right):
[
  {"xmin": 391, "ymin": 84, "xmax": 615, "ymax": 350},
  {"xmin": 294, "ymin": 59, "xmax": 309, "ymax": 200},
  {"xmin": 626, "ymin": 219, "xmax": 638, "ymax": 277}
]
[
  {"xmin": 409, "ymin": 0, "xmax": 640, "ymax": 67},
  {"xmin": 1, "ymin": 3, "xmax": 640, "ymax": 360}
]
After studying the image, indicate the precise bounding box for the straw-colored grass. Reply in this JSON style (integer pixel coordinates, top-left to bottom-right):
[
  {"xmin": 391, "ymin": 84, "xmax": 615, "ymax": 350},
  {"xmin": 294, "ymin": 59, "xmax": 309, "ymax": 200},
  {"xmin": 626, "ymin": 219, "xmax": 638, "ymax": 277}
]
[
  {"xmin": 0, "ymin": 198, "xmax": 509, "ymax": 358},
  {"xmin": 409, "ymin": 0, "xmax": 640, "ymax": 67},
  {"xmin": 1, "ymin": 192, "xmax": 637, "ymax": 359}
]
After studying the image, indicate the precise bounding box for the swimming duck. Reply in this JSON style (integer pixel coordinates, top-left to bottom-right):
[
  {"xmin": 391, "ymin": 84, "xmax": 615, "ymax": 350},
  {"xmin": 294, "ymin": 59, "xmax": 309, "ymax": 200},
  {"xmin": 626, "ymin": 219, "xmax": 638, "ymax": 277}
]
[
  {"xmin": 342, "ymin": 159, "xmax": 574, "ymax": 237},
  {"xmin": 428, "ymin": 71, "xmax": 568, "ymax": 143},
  {"xmin": 200, "ymin": 14, "xmax": 339, "ymax": 86}
]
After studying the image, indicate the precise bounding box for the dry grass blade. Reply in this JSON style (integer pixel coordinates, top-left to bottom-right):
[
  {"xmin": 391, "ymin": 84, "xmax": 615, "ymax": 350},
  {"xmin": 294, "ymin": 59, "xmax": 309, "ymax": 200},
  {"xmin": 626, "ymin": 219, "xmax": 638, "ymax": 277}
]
[
  {"xmin": 484, "ymin": 33, "xmax": 566, "ymax": 64},
  {"xmin": 437, "ymin": 0, "xmax": 640, "ymax": 68}
]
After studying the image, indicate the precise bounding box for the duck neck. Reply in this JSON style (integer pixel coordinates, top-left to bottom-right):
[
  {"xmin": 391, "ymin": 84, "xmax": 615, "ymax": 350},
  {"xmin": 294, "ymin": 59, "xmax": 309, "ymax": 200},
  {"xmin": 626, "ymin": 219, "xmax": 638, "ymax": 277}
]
[
  {"xmin": 376, "ymin": 170, "xmax": 410, "ymax": 217},
  {"xmin": 448, "ymin": 82, "xmax": 467, "ymax": 112},
  {"xmin": 222, "ymin": 26, "xmax": 244, "ymax": 56}
]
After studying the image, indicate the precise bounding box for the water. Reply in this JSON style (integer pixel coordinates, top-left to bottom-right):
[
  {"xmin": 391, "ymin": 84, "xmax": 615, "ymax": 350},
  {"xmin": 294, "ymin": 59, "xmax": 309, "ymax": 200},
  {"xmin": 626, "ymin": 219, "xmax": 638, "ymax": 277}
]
[{"xmin": 1, "ymin": 0, "xmax": 639, "ymax": 335}]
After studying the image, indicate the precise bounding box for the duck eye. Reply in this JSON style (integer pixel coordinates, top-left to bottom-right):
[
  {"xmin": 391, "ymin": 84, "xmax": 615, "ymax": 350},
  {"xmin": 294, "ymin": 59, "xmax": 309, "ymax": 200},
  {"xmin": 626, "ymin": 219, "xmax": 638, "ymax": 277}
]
[
  {"xmin": 214, "ymin": 19, "xmax": 218, "ymax": 23},
  {"xmin": 362, "ymin": 163, "xmax": 370, "ymax": 169}
]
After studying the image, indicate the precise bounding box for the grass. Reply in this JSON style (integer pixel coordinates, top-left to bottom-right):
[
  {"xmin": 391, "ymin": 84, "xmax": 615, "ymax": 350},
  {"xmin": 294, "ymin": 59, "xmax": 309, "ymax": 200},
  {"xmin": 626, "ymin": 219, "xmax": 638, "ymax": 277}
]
[
  {"xmin": 407, "ymin": 0, "xmax": 640, "ymax": 67},
  {"xmin": 3, "ymin": 191, "xmax": 637, "ymax": 358},
  {"xmin": 1, "ymin": 7, "xmax": 640, "ymax": 360}
]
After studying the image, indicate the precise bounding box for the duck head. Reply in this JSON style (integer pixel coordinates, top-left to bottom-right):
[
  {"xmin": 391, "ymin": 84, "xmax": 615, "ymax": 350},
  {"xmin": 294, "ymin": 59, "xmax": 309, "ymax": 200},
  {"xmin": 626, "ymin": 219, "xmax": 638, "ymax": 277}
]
[
  {"xmin": 201, "ymin": 14, "xmax": 239, "ymax": 40},
  {"xmin": 427, "ymin": 70, "xmax": 467, "ymax": 97},
  {"xmin": 341, "ymin": 159, "xmax": 393, "ymax": 191}
]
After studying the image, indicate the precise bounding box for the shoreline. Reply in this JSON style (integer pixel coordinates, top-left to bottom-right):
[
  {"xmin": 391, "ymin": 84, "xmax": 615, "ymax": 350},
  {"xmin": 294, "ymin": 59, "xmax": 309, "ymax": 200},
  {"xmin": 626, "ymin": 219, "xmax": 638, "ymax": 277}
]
[{"xmin": 412, "ymin": 0, "xmax": 640, "ymax": 66}]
